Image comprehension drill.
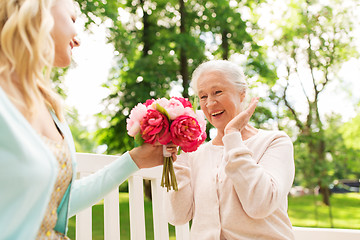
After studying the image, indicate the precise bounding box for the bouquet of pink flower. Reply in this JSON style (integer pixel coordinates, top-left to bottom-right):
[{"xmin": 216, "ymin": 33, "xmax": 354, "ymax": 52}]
[{"xmin": 126, "ymin": 97, "xmax": 207, "ymax": 191}]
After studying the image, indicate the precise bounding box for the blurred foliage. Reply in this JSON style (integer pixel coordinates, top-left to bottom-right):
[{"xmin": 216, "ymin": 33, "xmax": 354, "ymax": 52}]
[
  {"xmin": 75, "ymin": 0, "xmax": 275, "ymax": 154},
  {"xmin": 51, "ymin": 67, "xmax": 69, "ymax": 98},
  {"xmin": 265, "ymin": 0, "xmax": 359, "ymax": 205},
  {"xmin": 326, "ymin": 115, "xmax": 360, "ymax": 180},
  {"xmin": 58, "ymin": 0, "xmax": 360, "ymax": 201},
  {"xmin": 341, "ymin": 114, "xmax": 360, "ymax": 151},
  {"xmin": 67, "ymin": 108, "xmax": 98, "ymax": 153},
  {"xmin": 294, "ymin": 114, "xmax": 360, "ymax": 187}
]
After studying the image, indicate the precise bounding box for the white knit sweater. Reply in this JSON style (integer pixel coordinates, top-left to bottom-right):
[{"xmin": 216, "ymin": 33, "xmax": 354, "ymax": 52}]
[{"xmin": 166, "ymin": 130, "xmax": 295, "ymax": 240}]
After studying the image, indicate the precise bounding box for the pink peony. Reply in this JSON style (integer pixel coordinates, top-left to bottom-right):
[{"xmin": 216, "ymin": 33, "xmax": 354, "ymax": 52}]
[
  {"xmin": 170, "ymin": 115, "xmax": 206, "ymax": 152},
  {"xmin": 172, "ymin": 97, "xmax": 193, "ymax": 108},
  {"xmin": 126, "ymin": 103, "xmax": 148, "ymax": 137},
  {"xmin": 165, "ymin": 98, "xmax": 186, "ymax": 120},
  {"xmin": 140, "ymin": 109, "xmax": 171, "ymax": 145},
  {"xmin": 154, "ymin": 98, "xmax": 170, "ymax": 109},
  {"xmin": 195, "ymin": 110, "xmax": 207, "ymax": 133},
  {"xmin": 127, "ymin": 97, "xmax": 207, "ymax": 192},
  {"xmin": 144, "ymin": 99, "xmax": 155, "ymax": 107},
  {"xmin": 182, "ymin": 108, "xmax": 207, "ymax": 132}
]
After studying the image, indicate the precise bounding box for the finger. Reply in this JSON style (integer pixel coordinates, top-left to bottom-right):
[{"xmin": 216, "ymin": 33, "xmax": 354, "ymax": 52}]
[
  {"xmin": 153, "ymin": 141, "xmax": 163, "ymax": 146},
  {"xmin": 245, "ymin": 97, "xmax": 259, "ymax": 117},
  {"xmin": 166, "ymin": 143, "xmax": 177, "ymax": 148},
  {"xmin": 172, "ymin": 153, "xmax": 177, "ymax": 162},
  {"xmin": 166, "ymin": 146, "xmax": 177, "ymax": 153}
]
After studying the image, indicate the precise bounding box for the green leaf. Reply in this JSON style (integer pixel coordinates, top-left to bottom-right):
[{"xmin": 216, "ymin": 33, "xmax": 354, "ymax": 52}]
[
  {"xmin": 134, "ymin": 132, "xmax": 144, "ymax": 147},
  {"xmin": 156, "ymin": 103, "xmax": 170, "ymax": 120},
  {"xmin": 177, "ymin": 146, "xmax": 182, "ymax": 155},
  {"xmin": 192, "ymin": 98, "xmax": 198, "ymax": 111}
]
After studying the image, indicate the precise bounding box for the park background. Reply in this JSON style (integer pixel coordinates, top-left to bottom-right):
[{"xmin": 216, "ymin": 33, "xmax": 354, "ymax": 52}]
[{"xmin": 54, "ymin": 0, "xmax": 360, "ymax": 238}]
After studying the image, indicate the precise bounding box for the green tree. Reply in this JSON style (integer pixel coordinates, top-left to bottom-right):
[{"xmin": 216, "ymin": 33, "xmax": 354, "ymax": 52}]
[
  {"xmin": 67, "ymin": 108, "xmax": 98, "ymax": 153},
  {"xmin": 187, "ymin": 0, "xmax": 277, "ymax": 135},
  {"xmin": 341, "ymin": 114, "xmax": 360, "ymax": 151},
  {"xmin": 326, "ymin": 114, "xmax": 360, "ymax": 180},
  {"xmin": 294, "ymin": 114, "xmax": 360, "ymax": 185},
  {"xmin": 266, "ymin": 0, "xmax": 358, "ymax": 205},
  {"xmin": 76, "ymin": 0, "xmax": 179, "ymax": 153},
  {"xmin": 74, "ymin": 0, "xmax": 274, "ymax": 198},
  {"xmin": 75, "ymin": 0, "xmax": 271, "ymax": 152}
]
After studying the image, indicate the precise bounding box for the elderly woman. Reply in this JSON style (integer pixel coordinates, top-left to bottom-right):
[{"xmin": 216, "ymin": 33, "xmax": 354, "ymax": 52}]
[{"xmin": 166, "ymin": 60, "xmax": 295, "ymax": 240}]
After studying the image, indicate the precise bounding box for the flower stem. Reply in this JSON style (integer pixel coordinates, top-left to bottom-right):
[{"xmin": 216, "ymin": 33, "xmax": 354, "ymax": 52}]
[
  {"xmin": 161, "ymin": 157, "xmax": 167, "ymax": 188},
  {"xmin": 160, "ymin": 156, "xmax": 178, "ymax": 192},
  {"xmin": 169, "ymin": 156, "xmax": 178, "ymax": 191}
]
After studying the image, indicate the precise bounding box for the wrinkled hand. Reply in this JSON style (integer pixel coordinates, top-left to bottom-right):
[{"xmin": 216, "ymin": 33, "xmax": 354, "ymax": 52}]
[
  {"xmin": 224, "ymin": 97, "xmax": 259, "ymax": 135},
  {"xmin": 129, "ymin": 143, "xmax": 178, "ymax": 169}
]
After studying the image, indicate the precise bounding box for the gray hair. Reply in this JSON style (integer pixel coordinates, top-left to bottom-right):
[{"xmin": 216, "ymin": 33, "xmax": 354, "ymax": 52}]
[{"xmin": 190, "ymin": 60, "xmax": 247, "ymax": 95}]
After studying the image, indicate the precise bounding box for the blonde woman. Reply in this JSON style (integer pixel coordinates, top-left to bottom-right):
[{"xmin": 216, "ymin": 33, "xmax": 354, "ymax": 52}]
[{"xmin": 0, "ymin": 0, "xmax": 176, "ymax": 239}]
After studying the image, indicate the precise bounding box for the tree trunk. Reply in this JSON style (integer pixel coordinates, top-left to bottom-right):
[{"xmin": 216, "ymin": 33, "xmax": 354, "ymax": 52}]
[
  {"xmin": 144, "ymin": 179, "xmax": 152, "ymax": 200},
  {"xmin": 221, "ymin": 29, "xmax": 229, "ymax": 60},
  {"xmin": 310, "ymin": 137, "xmax": 330, "ymax": 206},
  {"xmin": 319, "ymin": 184, "xmax": 330, "ymax": 206},
  {"xmin": 140, "ymin": 0, "xmax": 152, "ymax": 200},
  {"xmin": 179, "ymin": 0, "xmax": 189, "ymax": 98},
  {"xmin": 304, "ymin": 103, "xmax": 330, "ymax": 205},
  {"xmin": 140, "ymin": 0, "xmax": 150, "ymax": 56}
]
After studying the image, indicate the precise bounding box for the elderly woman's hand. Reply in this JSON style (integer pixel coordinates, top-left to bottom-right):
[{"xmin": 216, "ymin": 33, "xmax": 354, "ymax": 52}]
[{"xmin": 224, "ymin": 97, "xmax": 259, "ymax": 135}]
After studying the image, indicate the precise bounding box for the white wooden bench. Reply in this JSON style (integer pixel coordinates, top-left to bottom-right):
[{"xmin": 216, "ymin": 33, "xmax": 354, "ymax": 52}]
[
  {"xmin": 75, "ymin": 153, "xmax": 360, "ymax": 240},
  {"xmin": 75, "ymin": 153, "xmax": 189, "ymax": 240}
]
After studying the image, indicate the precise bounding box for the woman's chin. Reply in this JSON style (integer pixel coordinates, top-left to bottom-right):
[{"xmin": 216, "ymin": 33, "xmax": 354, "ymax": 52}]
[
  {"xmin": 211, "ymin": 122, "xmax": 226, "ymax": 132},
  {"xmin": 53, "ymin": 55, "xmax": 72, "ymax": 68}
]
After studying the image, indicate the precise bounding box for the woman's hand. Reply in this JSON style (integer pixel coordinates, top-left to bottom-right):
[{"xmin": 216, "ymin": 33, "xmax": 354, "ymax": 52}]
[
  {"xmin": 129, "ymin": 143, "xmax": 178, "ymax": 169},
  {"xmin": 224, "ymin": 97, "xmax": 259, "ymax": 135}
]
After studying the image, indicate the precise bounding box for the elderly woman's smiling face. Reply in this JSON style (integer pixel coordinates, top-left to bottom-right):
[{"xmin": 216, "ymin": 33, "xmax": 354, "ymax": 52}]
[{"xmin": 197, "ymin": 71, "xmax": 244, "ymax": 132}]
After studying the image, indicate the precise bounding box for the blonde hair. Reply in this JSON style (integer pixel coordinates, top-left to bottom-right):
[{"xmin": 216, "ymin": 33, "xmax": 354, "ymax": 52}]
[{"xmin": 0, "ymin": 0, "xmax": 64, "ymax": 121}]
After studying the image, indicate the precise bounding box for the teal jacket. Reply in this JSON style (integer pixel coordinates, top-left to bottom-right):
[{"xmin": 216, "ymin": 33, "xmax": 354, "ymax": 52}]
[{"xmin": 0, "ymin": 87, "xmax": 139, "ymax": 239}]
